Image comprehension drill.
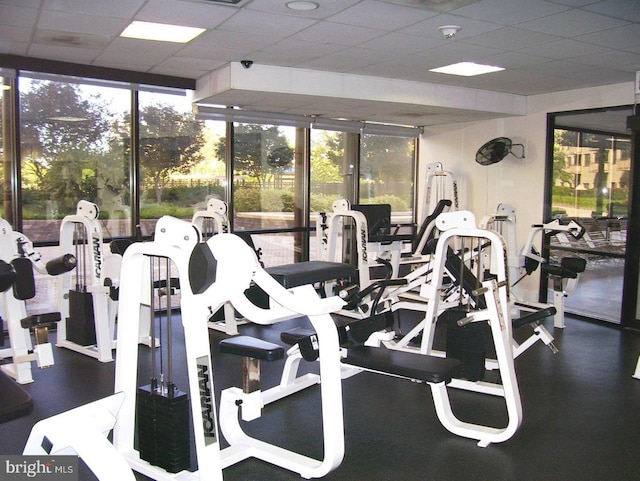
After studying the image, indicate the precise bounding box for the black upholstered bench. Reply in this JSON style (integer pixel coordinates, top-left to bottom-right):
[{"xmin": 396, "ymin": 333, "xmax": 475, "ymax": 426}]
[
  {"xmin": 266, "ymin": 261, "xmax": 356, "ymax": 289},
  {"xmin": 343, "ymin": 346, "xmax": 461, "ymax": 384}
]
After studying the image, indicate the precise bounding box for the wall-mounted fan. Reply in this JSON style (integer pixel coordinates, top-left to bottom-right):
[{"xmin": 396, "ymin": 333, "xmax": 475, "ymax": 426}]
[{"xmin": 475, "ymin": 137, "xmax": 525, "ymax": 166}]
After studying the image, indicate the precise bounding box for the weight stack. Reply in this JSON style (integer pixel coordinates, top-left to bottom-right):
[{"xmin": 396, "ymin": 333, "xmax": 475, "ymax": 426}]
[
  {"xmin": 440, "ymin": 307, "xmax": 489, "ymax": 382},
  {"xmin": 66, "ymin": 289, "xmax": 96, "ymax": 346},
  {"xmin": 136, "ymin": 384, "xmax": 191, "ymax": 473}
]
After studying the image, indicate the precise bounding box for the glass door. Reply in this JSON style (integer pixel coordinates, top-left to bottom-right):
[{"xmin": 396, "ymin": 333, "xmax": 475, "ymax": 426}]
[{"xmin": 547, "ymin": 106, "xmax": 633, "ymax": 324}]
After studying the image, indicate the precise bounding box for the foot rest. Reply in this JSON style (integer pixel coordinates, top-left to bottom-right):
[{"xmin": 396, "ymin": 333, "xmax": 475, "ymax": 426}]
[
  {"xmin": 219, "ymin": 336, "xmax": 284, "ymax": 362},
  {"xmin": 280, "ymin": 327, "xmax": 319, "ymax": 361},
  {"xmin": 20, "ymin": 312, "xmax": 61, "ymax": 329},
  {"xmin": 280, "ymin": 327, "xmax": 316, "ymax": 345},
  {"xmin": 343, "ymin": 346, "xmax": 461, "ymax": 384},
  {"xmin": 513, "ymin": 307, "xmax": 557, "ymax": 329},
  {"xmin": 266, "ymin": 261, "xmax": 356, "ymax": 289}
]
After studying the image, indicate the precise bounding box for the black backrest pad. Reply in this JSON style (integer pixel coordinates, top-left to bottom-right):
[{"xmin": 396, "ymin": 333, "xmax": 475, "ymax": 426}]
[
  {"xmin": 11, "ymin": 258, "xmax": 36, "ymax": 300},
  {"xmin": 0, "ymin": 260, "xmax": 17, "ymax": 293},
  {"xmin": 189, "ymin": 243, "xmax": 217, "ymax": 295}
]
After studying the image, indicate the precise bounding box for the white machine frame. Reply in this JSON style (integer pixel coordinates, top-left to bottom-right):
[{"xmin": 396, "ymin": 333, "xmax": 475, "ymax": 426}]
[
  {"xmin": 57, "ymin": 201, "xmax": 115, "ymax": 362},
  {"xmin": 191, "ymin": 198, "xmax": 245, "ymax": 335},
  {"xmin": 0, "ymin": 219, "xmax": 55, "ymax": 383},
  {"xmin": 481, "ymin": 206, "xmax": 585, "ymax": 329}
]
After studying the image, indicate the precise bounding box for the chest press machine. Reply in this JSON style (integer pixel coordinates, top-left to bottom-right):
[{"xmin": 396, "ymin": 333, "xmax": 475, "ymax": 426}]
[{"xmin": 0, "ymin": 219, "xmax": 76, "ymax": 384}]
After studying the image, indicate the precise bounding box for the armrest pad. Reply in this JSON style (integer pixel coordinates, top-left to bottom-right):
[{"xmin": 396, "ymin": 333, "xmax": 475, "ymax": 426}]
[{"xmin": 219, "ymin": 335, "xmax": 284, "ymax": 361}]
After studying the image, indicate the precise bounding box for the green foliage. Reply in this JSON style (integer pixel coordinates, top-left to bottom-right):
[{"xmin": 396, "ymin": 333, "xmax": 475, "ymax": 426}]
[
  {"xmin": 140, "ymin": 203, "xmax": 194, "ymax": 219},
  {"xmin": 310, "ymin": 193, "xmax": 342, "ymax": 212},
  {"xmin": 233, "ymin": 187, "xmax": 294, "ymax": 212},
  {"xmin": 359, "ymin": 194, "xmax": 410, "ymax": 211},
  {"xmin": 161, "ymin": 184, "xmax": 225, "ymax": 206}
]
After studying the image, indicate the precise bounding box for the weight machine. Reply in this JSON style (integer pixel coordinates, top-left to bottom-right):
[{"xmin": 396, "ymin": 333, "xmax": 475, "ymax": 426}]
[
  {"xmin": 191, "ymin": 198, "xmax": 230, "ymax": 239},
  {"xmin": 424, "ymin": 161, "xmax": 458, "ymax": 215},
  {"xmin": 481, "ymin": 205, "xmax": 586, "ymax": 329},
  {"xmin": 56, "ymin": 200, "xmax": 153, "ymax": 362},
  {"xmin": 0, "ymin": 219, "xmax": 75, "ymax": 383},
  {"xmin": 113, "ymin": 217, "xmax": 344, "ymax": 480}
]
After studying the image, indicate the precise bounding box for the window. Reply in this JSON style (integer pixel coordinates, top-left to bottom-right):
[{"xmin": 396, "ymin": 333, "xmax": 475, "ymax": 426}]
[
  {"xmin": 19, "ymin": 76, "xmax": 131, "ymax": 242},
  {"xmin": 359, "ymin": 134, "xmax": 415, "ymax": 225},
  {"xmin": 138, "ymin": 91, "xmax": 216, "ymax": 236},
  {"xmin": 228, "ymin": 122, "xmax": 304, "ymax": 266}
]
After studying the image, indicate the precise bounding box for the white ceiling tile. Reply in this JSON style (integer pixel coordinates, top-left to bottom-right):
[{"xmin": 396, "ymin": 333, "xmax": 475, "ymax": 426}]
[
  {"xmin": 0, "ymin": 25, "xmax": 33, "ymax": 43},
  {"xmin": 571, "ymin": 48, "xmax": 640, "ymax": 70},
  {"xmin": 216, "ymin": 8, "xmax": 316, "ymax": 36},
  {"xmin": 136, "ymin": 0, "xmax": 237, "ymax": 28},
  {"xmin": 0, "ymin": 4, "xmax": 39, "ymax": 27},
  {"xmin": 327, "ymin": 0, "xmax": 439, "ymax": 31},
  {"xmin": 575, "ymin": 23, "xmax": 640, "ymax": 49},
  {"xmin": 42, "ymin": 0, "xmax": 145, "ymax": 18},
  {"xmin": 0, "ymin": 40, "xmax": 29, "ymax": 55},
  {"xmin": 292, "ymin": 21, "xmax": 386, "ymax": 47},
  {"xmin": 582, "ymin": 0, "xmax": 640, "ymax": 22},
  {"xmin": 27, "ymin": 43, "xmax": 101, "ymax": 63},
  {"xmin": 357, "ymin": 32, "xmax": 446, "ymax": 55},
  {"xmin": 450, "ymin": 0, "xmax": 571, "ymax": 24},
  {"xmin": 38, "ymin": 10, "xmax": 127, "ymax": 36},
  {"xmin": 461, "ymin": 27, "xmax": 558, "ymax": 51},
  {"xmin": 517, "ymin": 8, "xmax": 629, "ymax": 38},
  {"xmin": 517, "ymin": 38, "xmax": 610, "ymax": 59}
]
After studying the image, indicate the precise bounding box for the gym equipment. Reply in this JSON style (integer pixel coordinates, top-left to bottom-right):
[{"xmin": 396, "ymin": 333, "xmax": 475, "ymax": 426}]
[
  {"xmin": 634, "ymin": 356, "xmax": 640, "ymax": 380},
  {"xmin": 23, "ymin": 392, "xmax": 136, "ymax": 481},
  {"xmin": 191, "ymin": 197, "xmax": 230, "ymax": 240},
  {"xmin": 481, "ymin": 205, "xmax": 586, "ymax": 329},
  {"xmin": 192, "ymin": 198, "xmax": 243, "ymax": 334},
  {"xmin": 56, "ymin": 200, "xmax": 114, "ymax": 361},
  {"xmin": 424, "ymin": 161, "xmax": 458, "ymax": 215},
  {"xmin": 136, "ymin": 256, "xmax": 190, "ymax": 474},
  {"xmin": 56, "ymin": 200, "xmax": 153, "ymax": 361},
  {"xmin": 475, "ymin": 137, "xmax": 525, "ymax": 165},
  {"xmin": 379, "ymin": 211, "xmax": 525, "ymax": 444},
  {"xmin": 0, "ymin": 219, "xmax": 75, "ymax": 383}
]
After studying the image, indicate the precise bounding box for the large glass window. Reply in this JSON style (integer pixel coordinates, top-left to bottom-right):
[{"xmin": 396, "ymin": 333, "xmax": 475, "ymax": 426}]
[
  {"xmin": 221, "ymin": 123, "xmax": 303, "ymax": 266},
  {"xmin": 1, "ymin": 73, "xmax": 10, "ymax": 220},
  {"xmin": 549, "ymin": 121, "xmax": 631, "ymax": 323},
  {"xmin": 359, "ymin": 134, "xmax": 415, "ymax": 224},
  {"xmin": 19, "ymin": 76, "xmax": 131, "ymax": 242},
  {"xmin": 138, "ymin": 91, "xmax": 220, "ymax": 236}
]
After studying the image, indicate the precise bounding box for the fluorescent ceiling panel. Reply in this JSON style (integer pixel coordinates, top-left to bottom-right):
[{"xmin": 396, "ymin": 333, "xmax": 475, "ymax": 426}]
[
  {"xmin": 120, "ymin": 21, "xmax": 205, "ymax": 43},
  {"xmin": 429, "ymin": 61, "xmax": 505, "ymax": 77}
]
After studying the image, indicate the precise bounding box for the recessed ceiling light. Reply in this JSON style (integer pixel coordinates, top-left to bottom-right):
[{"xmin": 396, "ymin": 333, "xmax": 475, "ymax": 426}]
[
  {"xmin": 286, "ymin": 1, "xmax": 319, "ymax": 11},
  {"xmin": 429, "ymin": 61, "xmax": 505, "ymax": 77},
  {"xmin": 120, "ymin": 21, "xmax": 205, "ymax": 43}
]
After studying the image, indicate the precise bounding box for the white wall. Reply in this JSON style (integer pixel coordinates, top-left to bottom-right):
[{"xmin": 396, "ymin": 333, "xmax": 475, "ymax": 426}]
[{"xmin": 417, "ymin": 81, "xmax": 634, "ymax": 301}]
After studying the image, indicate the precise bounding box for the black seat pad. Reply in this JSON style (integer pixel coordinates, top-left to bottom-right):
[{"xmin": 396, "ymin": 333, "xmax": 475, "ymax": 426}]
[
  {"xmin": 344, "ymin": 346, "xmax": 461, "ymax": 384},
  {"xmin": 267, "ymin": 261, "xmax": 356, "ymax": 289}
]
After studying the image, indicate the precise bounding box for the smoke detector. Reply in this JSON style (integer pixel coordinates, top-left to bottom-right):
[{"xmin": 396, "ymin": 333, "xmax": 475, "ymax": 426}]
[{"xmin": 438, "ymin": 25, "xmax": 461, "ymax": 38}]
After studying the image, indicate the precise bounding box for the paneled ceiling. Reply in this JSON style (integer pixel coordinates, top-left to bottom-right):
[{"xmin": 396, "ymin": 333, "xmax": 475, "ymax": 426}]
[{"xmin": 1, "ymin": 0, "xmax": 639, "ymax": 126}]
